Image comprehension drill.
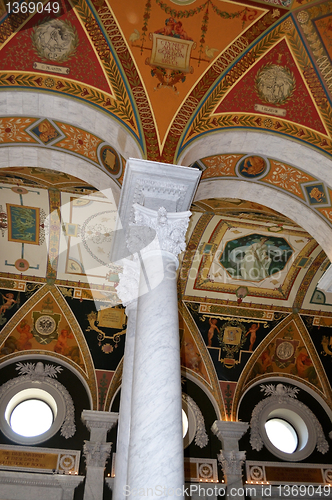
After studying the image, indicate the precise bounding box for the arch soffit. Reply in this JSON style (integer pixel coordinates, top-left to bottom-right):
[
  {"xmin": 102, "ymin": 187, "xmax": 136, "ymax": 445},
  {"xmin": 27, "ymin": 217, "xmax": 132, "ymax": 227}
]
[
  {"xmin": 179, "ymin": 130, "xmax": 332, "ymax": 261},
  {"xmin": 0, "ymin": 90, "xmax": 143, "ymax": 161},
  {"xmin": 0, "ymin": 146, "xmax": 121, "ymax": 204},
  {"xmin": 179, "ymin": 130, "xmax": 332, "ymax": 187}
]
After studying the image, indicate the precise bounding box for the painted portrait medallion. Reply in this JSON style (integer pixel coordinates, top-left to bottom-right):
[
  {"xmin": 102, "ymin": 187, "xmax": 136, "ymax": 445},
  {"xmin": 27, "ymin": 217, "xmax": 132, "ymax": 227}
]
[
  {"xmin": 238, "ymin": 155, "xmax": 267, "ymax": 178},
  {"xmin": 255, "ymin": 64, "xmax": 295, "ymax": 106},
  {"xmin": 100, "ymin": 145, "xmax": 121, "ymax": 176},
  {"xmin": 31, "ymin": 19, "xmax": 78, "ymax": 63}
]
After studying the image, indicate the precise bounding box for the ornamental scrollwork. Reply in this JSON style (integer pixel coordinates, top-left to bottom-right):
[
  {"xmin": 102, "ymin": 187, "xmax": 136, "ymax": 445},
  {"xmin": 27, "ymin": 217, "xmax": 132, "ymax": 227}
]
[
  {"xmin": 83, "ymin": 441, "xmax": 112, "ymax": 467},
  {"xmin": 0, "ymin": 362, "xmax": 76, "ymax": 439},
  {"xmin": 250, "ymin": 383, "xmax": 328, "ymax": 454},
  {"xmin": 182, "ymin": 393, "xmax": 208, "ymax": 448}
]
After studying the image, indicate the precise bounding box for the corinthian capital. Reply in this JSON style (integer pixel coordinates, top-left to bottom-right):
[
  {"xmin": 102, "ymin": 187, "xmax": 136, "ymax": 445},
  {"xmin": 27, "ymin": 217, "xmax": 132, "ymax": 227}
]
[
  {"xmin": 131, "ymin": 204, "xmax": 191, "ymax": 259},
  {"xmin": 217, "ymin": 450, "xmax": 246, "ymax": 477},
  {"xmin": 83, "ymin": 441, "xmax": 112, "ymax": 467}
]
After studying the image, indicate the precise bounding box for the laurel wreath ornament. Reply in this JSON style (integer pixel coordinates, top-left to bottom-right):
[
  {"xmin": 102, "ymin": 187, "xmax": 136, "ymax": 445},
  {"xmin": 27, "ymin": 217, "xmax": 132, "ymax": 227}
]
[
  {"xmin": 31, "ymin": 18, "xmax": 79, "ymax": 63},
  {"xmin": 255, "ymin": 63, "xmax": 296, "ymax": 106}
]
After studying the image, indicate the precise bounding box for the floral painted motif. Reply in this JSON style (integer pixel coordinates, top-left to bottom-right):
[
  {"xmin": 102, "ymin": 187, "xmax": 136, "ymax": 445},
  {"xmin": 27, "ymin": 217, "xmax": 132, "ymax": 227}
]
[
  {"xmin": 0, "ymin": 118, "xmax": 36, "ymax": 143},
  {"xmin": 55, "ymin": 124, "xmax": 102, "ymax": 162},
  {"xmin": 263, "ymin": 162, "xmax": 313, "ymax": 198},
  {"xmin": 201, "ymin": 155, "xmax": 240, "ymax": 178}
]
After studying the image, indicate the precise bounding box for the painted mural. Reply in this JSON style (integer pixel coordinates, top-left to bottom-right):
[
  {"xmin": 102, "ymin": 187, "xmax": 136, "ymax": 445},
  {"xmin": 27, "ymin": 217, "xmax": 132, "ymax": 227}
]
[{"xmin": 184, "ymin": 301, "xmax": 288, "ymax": 382}]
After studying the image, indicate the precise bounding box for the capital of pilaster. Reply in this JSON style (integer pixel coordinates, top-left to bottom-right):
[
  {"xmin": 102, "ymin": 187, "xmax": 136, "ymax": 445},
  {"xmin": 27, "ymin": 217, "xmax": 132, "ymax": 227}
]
[
  {"xmin": 81, "ymin": 410, "xmax": 118, "ymax": 433},
  {"xmin": 116, "ymin": 256, "xmax": 140, "ymax": 308},
  {"xmin": 83, "ymin": 441, "xmax": 112, "ymax": 468},
  {"xmin": 130, "ymin": 204, "xmax": 191, "ymax": 259},
  {"xmin": 217, "ymin": 450, "xmax": 246, "ymax": 477},
  {"xmin": 212, "ymin": 421, "xmax": 249, "ymax": 444}
]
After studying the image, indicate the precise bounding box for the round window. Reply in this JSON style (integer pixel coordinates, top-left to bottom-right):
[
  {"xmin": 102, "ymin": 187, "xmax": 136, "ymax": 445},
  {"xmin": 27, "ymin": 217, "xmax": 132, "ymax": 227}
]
[
  {"xmin": 265, "ymin": 418, "xmax": 298, "ymax": 454},
  {"xmin": 259, "ymin": 405, "xmax": 314, "ymax": 461},
  {"xmin": 182, "ymin": 409, "xmax": 189, "ymax": 439},
  {"xmin": 9, "ymin": 398, "xmax": 54, "ymax": 437},
  {"xmin": 0, "ymin": 383, "xmax": 65, "ymax": 445}
]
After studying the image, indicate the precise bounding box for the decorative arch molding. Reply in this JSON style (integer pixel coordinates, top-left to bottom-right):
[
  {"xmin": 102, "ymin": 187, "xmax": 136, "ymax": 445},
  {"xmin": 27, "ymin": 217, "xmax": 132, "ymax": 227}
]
[
  {"xmin": 0, "ymin": 90, "xmax": 143, "ymax": 161},
  {"xmin": 237, "ymin": 375, "xmax": 332, "ymax": 424},
  {"xmin": 0, "ymin": 284, "xmax": 97, "ymax": 409},
  {"xmin": 179, "ymin": 131, "xmax": 332, "ymax": 187},
  {"xmin": 181, "ymin": 368, "xmax": 221, "ymax": 421},
  {"xmin": 194, "ymin": 178, "xmax": 332, "ymax": 262},
  {"xmin": 0, "ymin": 352, "xmax": 93, "ymax": 411},
  {"xmin": 0, "ymin": 146, "xmax": 120, "ymax": 203},
  {"xmin": 233, "ymin": 314, "xmax": 332, "ymax": 420}
]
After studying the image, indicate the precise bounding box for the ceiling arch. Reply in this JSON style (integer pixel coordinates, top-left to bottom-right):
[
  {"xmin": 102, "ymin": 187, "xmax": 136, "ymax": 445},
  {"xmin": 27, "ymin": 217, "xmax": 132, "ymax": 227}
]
[
  {"xmin": 179, "ymin": 130, "xmax": 332, "ymax": 185},
  {"xmin": 0, "ymin": 90, "xmax": 143, "ymax": 161},
  {"xmin": 0, "ymin": 146, "xmax": 121, "ymax": 202}
]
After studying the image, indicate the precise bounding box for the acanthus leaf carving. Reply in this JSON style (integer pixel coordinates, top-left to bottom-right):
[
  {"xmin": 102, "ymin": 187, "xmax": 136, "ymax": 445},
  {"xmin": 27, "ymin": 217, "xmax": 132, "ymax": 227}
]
[
  {"xmin": 83, "ymin": 441, "xmax": 112, "ymax": 467},
  {"xmin": 217, "ymin": 450, "xmax": 246, "ymax": 476},
  {"xmin": 130, "ymin": 204, "xmax": 191, "ymax": 259}
]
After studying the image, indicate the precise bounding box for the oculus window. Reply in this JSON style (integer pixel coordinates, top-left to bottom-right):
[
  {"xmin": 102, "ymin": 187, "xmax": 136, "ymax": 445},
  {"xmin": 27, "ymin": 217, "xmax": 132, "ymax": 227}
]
[
  {"xmin": 265, "ymin": 418, "xmax": 298, "ymax": 454},
  {"xmin": 9, "ymin": 397, "xmax": 54, "ymax": 438}
]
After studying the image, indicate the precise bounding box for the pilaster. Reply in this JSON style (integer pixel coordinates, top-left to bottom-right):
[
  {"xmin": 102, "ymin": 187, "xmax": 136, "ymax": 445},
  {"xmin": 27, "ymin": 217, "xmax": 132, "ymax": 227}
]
[
  {"xmin": 81, "ymin": 410, "xmax": 118, "ymax": 500},
  {"xmin": 212, "ymin": 421, "xmax": 249, "ymax": 500}
]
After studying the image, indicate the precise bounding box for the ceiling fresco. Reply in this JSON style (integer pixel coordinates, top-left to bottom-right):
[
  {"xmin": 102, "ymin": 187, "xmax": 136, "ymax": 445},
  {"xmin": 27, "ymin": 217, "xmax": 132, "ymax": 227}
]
[
  {"xmin": 1, "ymin": 0, "xmax": 332, "ymax": 429},
  {"xmin": 1, "ymin": 0, "xmax": 332, "ymax": 161}
]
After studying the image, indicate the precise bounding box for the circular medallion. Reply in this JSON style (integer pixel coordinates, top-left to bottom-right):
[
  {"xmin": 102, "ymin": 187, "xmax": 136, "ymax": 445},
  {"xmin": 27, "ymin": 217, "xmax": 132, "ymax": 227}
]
[
  {"xmin": 11, "ymin": 187, "xmax": 28, "ymax": 195},
  {"xmin": 238, "ymin": 156, "xmax": 267, "ymax": 178},
  {"xmin": 250, "ymin": 466, "xmax": 263, "ymax": 481},
  {"xmin": 199, "ymin": 463, "xmax": 213, "ymax": 478},
  {"xmin": 15, "ymin": 259, "xmax": 29, "ymax": 272},
  {"xmin": 276, "ymin": 341, "xmax": 294, "ymax": 360},
  {"xmin": 255, "ymin": 64, "xmax": 295, "ymax": 105},
  {"xmin": 35, "ymin": 315, "xmax": 56, "ymax": 336},
  {"xmin": 59, "ymin": 454, "xmax": 75, "ymax": 471},
  {"xmin": 81, "ymin": 210, "xmax": 116, "ymax": 267},
  {"xmin": 31, "ymin": 19, "xmax": 78, "ymax": 63},
  {"xmin": 100, "ymin": 145, "xmax": 121, "ymax": 176},
  {"xmin": 297, "ymin": 11, "xmax": 309, "ymax": 24}
]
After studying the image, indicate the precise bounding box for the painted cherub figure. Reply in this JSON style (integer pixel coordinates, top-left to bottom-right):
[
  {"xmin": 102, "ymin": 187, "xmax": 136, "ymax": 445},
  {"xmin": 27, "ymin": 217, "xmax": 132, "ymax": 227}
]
[
  {"xmin": 54, "ymin": 327, "xmax": 74, "ymax": 355},
  {"xmin": 246, "ymin": 323, "xmax": 260, "ymax": 351},
  {"xmin": 208, "ymin": 317, "xmax": 219, "ymax": 347},
  {"xmin": 16, "ymin": 320, "xmax": 33, "ymax": 351},
  {"xmin": 0, "ymin": 293, "xmax": 17, "ymax": 315}
]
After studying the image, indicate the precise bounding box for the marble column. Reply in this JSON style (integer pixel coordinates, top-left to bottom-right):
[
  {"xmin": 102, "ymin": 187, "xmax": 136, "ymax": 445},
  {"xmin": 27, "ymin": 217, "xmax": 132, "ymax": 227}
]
[
  {"xmin": 81, "ymin": 410, "xmax": 118, "ymax": 500},
  {"xmin": 126, "ymin": 204, "xmax": 191, "ymax": 499},
  {"xmin": 212, "ymin": 421, "xmax": 249, "ymax": 500},
  {"xmin": 113, "ymin": 256, "xmax": 140, "ymax": 500}
]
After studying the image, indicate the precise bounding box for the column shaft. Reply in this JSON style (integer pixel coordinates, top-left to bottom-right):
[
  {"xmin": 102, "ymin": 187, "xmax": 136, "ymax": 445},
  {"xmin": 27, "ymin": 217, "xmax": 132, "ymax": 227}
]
[
  {"xmin": 127, "ymin": 251, "xmax": 184, "ymax": 498},
  {"xmin": 113, "ymin": 301, "xmax": 137, "ymax": 499}
]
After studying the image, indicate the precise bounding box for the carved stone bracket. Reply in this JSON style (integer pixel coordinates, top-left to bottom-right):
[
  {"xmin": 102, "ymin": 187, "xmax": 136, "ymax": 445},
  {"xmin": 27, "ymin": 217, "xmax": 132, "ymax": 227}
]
[
  {"xmin": 83, "ymin": 441, "xmax": 112, "ymax": 468},
  {"xmin": 218, "ymin": 450, "xmax": 246, "ymax": 477},
  {"xmin": 81, "ymin": 410, "xmax": 118, "ymax": 443},
  {"xmin": 129, "ymin": 204, "xmax": 191, "ymax": 259}
]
